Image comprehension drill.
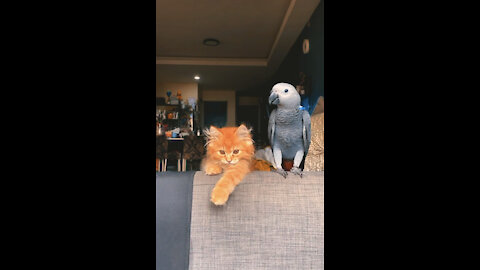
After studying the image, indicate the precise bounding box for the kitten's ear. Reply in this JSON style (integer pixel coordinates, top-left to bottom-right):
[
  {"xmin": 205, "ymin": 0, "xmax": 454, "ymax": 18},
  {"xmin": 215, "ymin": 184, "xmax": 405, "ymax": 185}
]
[
  {"xmin": 204, "ymin": 126, "xmax": 222, "ymax": 144},
  {"xmin": 236, "ymin": 124, "xmax": 250, "ymax": 136},
  {"xmin": 236, "ymin": 124, "xmax": 253, "ymax": 145}
]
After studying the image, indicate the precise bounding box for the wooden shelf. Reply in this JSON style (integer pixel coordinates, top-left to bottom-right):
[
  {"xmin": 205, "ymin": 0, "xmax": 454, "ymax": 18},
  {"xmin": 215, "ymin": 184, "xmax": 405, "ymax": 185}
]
[{"xmin": 157, "ymin": 104, "xmax": 180, "ymax": 108}]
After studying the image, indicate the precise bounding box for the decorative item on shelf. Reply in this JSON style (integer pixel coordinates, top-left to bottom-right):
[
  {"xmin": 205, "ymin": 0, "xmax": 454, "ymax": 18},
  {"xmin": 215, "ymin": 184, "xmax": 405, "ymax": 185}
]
[
  {"xmin": 177, "ymin": 90, "xmax": 183, "ymax": 103},
  {"xmin": 157, "ymin": 103, "xmax": 194, "ymax": 134},
  {"xmin": 170, "ymin": 128, "xmax": 181, "ymax": 138},
  {"xmin": 170, "ymin": 96, "xmax": 179, "ymax": 105},
  {"xmin": 159, "ymin": 123, "xmax": 164, "ymax": 135},
  {"xmin": 166, "ymin": 91, "xmax": 172, "ymax": 104},
  {"xmin": 188, "ymin": 97, "xmax": 196, "ymax": 110},
  {"xmin": 188, "ymin": 97, "xmax": 196, "ymax": 131}
]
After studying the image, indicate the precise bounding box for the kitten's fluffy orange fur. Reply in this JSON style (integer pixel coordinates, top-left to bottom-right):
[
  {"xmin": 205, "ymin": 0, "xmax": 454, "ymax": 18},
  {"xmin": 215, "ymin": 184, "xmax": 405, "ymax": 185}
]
[{"xmin": 202, "ymin": 124, "xmax": 257, "ymax": 205}]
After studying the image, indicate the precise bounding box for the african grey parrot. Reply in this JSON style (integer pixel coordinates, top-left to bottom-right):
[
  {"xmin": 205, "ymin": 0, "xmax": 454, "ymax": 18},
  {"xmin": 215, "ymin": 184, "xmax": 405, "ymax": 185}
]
[{"xmin": 268, "ymin": 82, "xmax": 311, "ymax": 178}]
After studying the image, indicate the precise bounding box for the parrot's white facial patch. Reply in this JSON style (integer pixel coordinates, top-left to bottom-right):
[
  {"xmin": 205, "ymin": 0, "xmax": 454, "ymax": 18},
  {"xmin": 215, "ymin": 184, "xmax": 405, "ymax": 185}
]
[{"xmin": 270, "ymin": 83, "xmax": 300, "ymax": 108}]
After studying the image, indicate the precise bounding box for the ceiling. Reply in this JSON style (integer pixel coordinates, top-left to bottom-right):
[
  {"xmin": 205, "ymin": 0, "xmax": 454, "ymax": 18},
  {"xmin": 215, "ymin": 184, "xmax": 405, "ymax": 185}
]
[{"xmin": 156, "ymin": 0, "xmax": 321, "ymax": 93}]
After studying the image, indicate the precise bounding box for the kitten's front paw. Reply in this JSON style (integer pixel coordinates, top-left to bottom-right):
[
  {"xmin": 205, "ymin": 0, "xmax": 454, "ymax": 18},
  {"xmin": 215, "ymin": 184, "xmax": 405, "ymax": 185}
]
[
  {"xmin": 290, "ymin": 166, "xmax": 303, "ymax": 178},
  {"xmin": 274, "ymin": 168, "xmax": 288, "ymax": 178},
  {"xmin": 210, "ymin": 187, "xmax": 230, "ymax": 206},
  {"xmin": 205, "ymin": 166, "xmax": 222, "ymax": 175}
]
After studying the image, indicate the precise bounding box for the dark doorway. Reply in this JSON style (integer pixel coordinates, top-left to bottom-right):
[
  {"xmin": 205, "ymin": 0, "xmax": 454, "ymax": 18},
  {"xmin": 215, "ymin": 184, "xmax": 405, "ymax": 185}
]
[
  {"xmin": 237, "ymin": 105, "xmax": 259, "ymax": 143},
  {"xmin": 204, "ymin": 101, "xmax": 227, "ymax": 128}
]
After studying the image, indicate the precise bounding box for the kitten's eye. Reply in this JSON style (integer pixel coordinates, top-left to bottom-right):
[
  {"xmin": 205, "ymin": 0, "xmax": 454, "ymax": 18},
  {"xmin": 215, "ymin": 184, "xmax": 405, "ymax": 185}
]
[
  {"xmin": 233, "ymin": 149, "xmax": 239, "ymax": 154},
  {"xmin": 284, "ymin": 89, "xmax": 288, "ymax": 93},
  {"xmin": 219, "ymin": 150, "xmax": 225, "ymax": 155}
]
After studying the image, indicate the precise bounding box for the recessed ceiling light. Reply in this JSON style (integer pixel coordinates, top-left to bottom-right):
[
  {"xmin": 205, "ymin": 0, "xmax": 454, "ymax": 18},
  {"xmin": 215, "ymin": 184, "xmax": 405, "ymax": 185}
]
[
  {"xmin": 194, "ymin": 75, "xmax": 200, "ymax": 80},
  {"xmin": 203, "ymin": 38, "xmax": 220, "ymax": 46}
]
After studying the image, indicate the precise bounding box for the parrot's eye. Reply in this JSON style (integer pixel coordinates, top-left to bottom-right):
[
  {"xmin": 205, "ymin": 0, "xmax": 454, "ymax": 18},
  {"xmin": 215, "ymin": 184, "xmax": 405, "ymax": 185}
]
[
  {"xmin": 233, "ymin": 149, "xmax": 239, "ymax": 154},
  {"xmin": 284, "ymin": 89, "xmax": 288, "ymax": 93},
  {"xmin": 219, "ymin": 150, "xmax": 225, "ymax": 155}
]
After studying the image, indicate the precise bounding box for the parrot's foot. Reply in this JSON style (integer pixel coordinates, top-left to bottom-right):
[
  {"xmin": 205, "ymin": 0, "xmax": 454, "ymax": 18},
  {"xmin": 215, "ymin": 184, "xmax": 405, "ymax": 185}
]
[
  {"xmin": 290, "ymin": 166, "xmax": 303, "ymax": 178},
  {"xmin": 274, "ymin": 168, "xmax": 288, "ymax": 178}
]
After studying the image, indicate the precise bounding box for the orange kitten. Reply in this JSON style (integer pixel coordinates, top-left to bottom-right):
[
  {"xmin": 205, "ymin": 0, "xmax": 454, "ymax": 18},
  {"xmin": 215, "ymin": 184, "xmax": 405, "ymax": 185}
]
[{"xmin": 202, "ymin": 124, "xmax": 258, "ymax": 205}]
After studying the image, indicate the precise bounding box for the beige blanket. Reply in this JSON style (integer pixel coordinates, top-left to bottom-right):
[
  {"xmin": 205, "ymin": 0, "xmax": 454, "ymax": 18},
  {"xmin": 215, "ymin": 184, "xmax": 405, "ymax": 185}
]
[{"xmin": 304, "ymin": 111, "xmax": 324, "ymax": 171}]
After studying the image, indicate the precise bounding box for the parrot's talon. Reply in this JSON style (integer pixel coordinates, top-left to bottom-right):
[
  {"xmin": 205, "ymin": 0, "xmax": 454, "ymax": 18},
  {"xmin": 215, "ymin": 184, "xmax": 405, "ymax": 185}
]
[
  {"xmin": 275, "ymin": 168, "xmax": 288, "ymax": 178},
  {"xmin": 290, "ymin": 166, "xmax": 303, "ymax": 178}
]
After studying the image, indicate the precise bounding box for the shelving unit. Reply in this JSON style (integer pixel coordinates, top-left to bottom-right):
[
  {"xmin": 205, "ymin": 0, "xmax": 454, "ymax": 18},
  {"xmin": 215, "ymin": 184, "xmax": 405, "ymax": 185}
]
[{"xmin": 156, "ymin": 104, "xmax": 196, "ymax": 135}]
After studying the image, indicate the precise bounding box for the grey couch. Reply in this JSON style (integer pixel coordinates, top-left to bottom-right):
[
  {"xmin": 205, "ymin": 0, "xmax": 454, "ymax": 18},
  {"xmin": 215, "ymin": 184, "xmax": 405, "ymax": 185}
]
[{"xmin": 156, "ymin": 171, "xmax": 324, "ymax": 270}]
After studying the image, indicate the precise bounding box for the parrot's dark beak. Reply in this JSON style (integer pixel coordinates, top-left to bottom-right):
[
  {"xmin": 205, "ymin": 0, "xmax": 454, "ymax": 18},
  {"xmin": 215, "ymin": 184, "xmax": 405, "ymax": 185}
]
[{"xmin": 269, "ymin": 92, "xmax": 280, "ymax": 105}]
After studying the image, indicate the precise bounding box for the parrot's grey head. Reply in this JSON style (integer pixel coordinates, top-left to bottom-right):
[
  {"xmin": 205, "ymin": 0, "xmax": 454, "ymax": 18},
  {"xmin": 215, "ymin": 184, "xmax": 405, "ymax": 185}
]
[{"xmin": 268, "ymin": 83, "xmax": 301, "ymax": 108}]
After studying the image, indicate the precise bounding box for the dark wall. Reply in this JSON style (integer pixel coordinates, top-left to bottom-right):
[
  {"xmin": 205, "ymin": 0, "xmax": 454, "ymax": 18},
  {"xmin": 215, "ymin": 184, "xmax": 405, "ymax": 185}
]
[
  {"xmin": 269, "ymin": 0, "xmax": 324, "ymax": 114},
  {"xmin": 249, "ymin": 1, "xmax": 324, "ymax": 147}
]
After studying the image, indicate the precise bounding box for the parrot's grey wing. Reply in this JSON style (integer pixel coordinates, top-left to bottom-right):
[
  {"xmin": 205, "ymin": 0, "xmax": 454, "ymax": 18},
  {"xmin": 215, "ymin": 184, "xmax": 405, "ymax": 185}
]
[
  {"xmin": 302, "ymin": 110, "xmax": 311, "ymax": 155},
  {"xmin": 268, "ymin": 109, "xmax": 276, "ymax": 146}
]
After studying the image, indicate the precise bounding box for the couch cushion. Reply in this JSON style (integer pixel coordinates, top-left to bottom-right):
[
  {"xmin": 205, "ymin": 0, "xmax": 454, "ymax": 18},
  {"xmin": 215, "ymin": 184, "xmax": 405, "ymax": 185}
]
[
  {"xmin": 156, "ymin": 171, "xmax": 195, "ymax": 270},
  {"xmin": 189, "ymin": 171, "xmax": 324, "ymax": 270}
]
